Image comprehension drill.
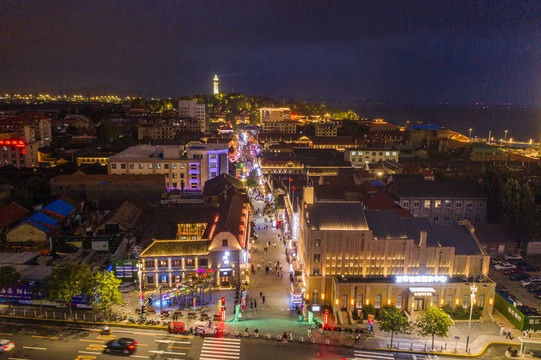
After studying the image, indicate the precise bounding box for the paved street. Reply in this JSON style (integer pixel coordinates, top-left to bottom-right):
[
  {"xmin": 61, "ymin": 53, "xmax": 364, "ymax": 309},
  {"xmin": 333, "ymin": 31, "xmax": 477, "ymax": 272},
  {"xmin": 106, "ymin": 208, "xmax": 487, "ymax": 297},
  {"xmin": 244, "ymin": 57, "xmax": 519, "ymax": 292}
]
[{"xmin": 0, "ymin": 319, "xmax": 515, "ymax": 360}]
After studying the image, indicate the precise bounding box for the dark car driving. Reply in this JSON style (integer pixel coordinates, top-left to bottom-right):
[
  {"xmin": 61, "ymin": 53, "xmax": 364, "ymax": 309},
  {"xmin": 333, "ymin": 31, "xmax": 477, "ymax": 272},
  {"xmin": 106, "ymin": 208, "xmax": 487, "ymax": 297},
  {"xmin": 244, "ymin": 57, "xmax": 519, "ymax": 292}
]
[{"xmin": 104, "ymin": 338, "xmax": 137, "ymax": 355}]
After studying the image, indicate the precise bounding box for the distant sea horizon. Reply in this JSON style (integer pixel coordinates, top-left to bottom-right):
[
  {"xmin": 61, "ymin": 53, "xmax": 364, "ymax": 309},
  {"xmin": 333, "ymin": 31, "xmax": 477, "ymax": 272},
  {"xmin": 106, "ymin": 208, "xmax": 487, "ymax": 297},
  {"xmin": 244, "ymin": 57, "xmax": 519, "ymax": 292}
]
[{"xmin": 351, "ymin": 103, "xmax": 541, "ymax": 143}]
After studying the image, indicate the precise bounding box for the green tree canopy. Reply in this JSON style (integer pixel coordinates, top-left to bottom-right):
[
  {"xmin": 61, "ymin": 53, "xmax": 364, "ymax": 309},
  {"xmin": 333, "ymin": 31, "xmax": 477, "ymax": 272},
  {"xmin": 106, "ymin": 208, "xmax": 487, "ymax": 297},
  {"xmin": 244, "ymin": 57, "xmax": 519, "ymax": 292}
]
[
  {"xmin": 0, "ymin": 266, "xmax": 20, "ymax": 288},
  {"xmin": 93, "ymin": 270, "xmax": 124, "ymax": 319},
  {"xmin": 245, "ymin": 170, "xmax": 259, "ymax": 189},
  {"xmin": 378, "ymin": 306, "xmax": 412, "ymax": 347},
  {"xmin": 46, "ymin": 263, "xmax": 93, "ymax": 315},
  {"xmin": 501, "ymin": 178, "xmax": 540, "ymax": 250},
  {"xmin": 415, "ymin": 306, "xmax": 454, "ymax": 350}
]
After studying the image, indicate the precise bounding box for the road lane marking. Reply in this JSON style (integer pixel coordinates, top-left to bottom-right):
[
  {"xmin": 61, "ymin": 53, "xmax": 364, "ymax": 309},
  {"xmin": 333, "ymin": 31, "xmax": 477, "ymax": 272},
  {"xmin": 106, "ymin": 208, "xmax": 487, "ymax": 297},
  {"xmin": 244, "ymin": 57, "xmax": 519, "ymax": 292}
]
[
  {"xmin": 168, "ymin": 346, "xmax": 190, "ymax": 349},
  {"xmin": 136, "ymin": 343, "xmax": 148, "ymax": 346},
  {"xmin": 23, "ymin": 346, "xmax": 47, "ymax": 350},
  {"xmin": 79, "ymin": 351, "xmax": 101, "ymax": 355},
  {"xmin": 200, "ymin": 357, "xmax": 239, "ymax": 360},
  {"xmin": 130, "ymin": 356, "xmax": 149, "ymax": 359},
  {"xmin": 8, "ymin": 358, "xmax": 28, "ymax": 360},
  {"xmin": 0, "ymin": 333, "xmax": 13, "ymax": 336},
  {"xmin": 174, "ymin": 335, "xmax": 193, "ymax": 339},
  {"xmin": 201, "ymin": 349, "xmax": 240, "ymax": 354},
  {"xmin": 32, "ymin": 335, "xmax": 58, "ymax": 339},
  {"xmin": 155, "ymin": 340, "xmax": 191, "ymax": 344},
  {"xmin": 80, "ymin": 339, "xmax": 104, "ymax": 342}
]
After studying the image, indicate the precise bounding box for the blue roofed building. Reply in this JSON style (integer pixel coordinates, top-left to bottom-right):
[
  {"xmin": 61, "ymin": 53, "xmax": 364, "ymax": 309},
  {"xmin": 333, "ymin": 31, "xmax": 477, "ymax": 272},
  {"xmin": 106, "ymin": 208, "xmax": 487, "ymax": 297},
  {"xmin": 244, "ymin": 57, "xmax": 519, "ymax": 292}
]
[{"xmin": 6, "ymin": 195, "xmax": 82, "ymax": 245}]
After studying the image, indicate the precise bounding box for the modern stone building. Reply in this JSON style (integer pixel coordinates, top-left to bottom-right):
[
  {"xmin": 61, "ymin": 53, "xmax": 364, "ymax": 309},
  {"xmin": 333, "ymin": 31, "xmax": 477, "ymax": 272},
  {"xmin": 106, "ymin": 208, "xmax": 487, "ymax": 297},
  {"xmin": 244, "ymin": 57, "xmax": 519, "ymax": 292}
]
[{"xmin": 298, "ymin": 201, "xmax": 494, "ymax": 317}]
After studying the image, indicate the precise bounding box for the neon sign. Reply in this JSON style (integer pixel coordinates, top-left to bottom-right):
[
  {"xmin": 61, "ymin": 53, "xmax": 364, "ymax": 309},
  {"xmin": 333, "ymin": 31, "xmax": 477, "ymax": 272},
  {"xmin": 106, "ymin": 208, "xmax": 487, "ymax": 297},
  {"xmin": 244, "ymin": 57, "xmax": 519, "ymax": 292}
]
[
  {"xmin": 292, "ymin": 212, "xmax": 299, "ymax": 241},
  {"xmin": 223, "ymin": 251, "xmax": 230, "ymax": 266},
  {"xmin": 395, "ymin": 275, "xmax": 448, "ymax": 283}
]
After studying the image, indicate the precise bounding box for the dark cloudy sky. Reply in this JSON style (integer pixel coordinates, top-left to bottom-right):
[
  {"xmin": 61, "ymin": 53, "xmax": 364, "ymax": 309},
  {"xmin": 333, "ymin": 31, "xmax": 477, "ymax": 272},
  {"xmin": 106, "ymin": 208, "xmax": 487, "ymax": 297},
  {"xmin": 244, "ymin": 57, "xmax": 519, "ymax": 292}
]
[{"xmin": 0, "ymin": 0, "xmax": 540, "ymax": 104}]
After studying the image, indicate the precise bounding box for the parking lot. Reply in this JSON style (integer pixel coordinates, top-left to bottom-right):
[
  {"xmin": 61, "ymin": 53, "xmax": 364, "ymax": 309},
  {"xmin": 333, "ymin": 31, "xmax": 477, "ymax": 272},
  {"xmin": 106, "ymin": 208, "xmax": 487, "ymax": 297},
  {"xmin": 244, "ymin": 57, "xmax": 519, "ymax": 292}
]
[{"xmin": 490, "ymin": 256, "xmax": 541, "ymax": 310}]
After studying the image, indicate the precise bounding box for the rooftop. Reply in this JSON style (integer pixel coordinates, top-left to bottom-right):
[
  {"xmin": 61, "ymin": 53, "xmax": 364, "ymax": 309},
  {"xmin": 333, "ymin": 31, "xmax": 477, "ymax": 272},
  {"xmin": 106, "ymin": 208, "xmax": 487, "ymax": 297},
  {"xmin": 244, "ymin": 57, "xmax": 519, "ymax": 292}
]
[
  {"xmin": 139, "ymin": 239, "xmax": 212, "ymax": 257},
  {"xmin": 109, "ymin": 145, "xmax": 185, "ymax": 160},
  {"xmin": 387, "ymin": 177, "xmax": 487, "ymax": 199},
  {"xmin": 306, "ymin": 202, "xmax": 368, "ymax": 230}
]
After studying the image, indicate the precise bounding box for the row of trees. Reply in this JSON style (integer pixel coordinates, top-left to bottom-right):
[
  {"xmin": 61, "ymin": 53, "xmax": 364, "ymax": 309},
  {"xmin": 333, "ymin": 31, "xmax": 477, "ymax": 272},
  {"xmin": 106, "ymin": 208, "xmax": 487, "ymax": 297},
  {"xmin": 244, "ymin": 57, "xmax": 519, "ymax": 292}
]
[
  {"xmin": 481, "ymin": 166, "xmax": 540, "ymax": 250},
  {"xmin": 0, "ymin": 264, "xmax": 123, "ymax": 319},
  {"xmin": 378, "ymin": 306, "xmax": 453, "ymax": 350}
]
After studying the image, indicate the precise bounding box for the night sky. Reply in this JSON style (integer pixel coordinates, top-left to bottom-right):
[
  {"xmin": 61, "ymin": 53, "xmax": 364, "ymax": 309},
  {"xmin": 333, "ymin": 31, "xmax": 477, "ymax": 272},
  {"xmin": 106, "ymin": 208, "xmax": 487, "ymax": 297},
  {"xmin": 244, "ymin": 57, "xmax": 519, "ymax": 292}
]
[{"xmin": 1, "ymin": 0, "xmax": 540, "ymax": 104}]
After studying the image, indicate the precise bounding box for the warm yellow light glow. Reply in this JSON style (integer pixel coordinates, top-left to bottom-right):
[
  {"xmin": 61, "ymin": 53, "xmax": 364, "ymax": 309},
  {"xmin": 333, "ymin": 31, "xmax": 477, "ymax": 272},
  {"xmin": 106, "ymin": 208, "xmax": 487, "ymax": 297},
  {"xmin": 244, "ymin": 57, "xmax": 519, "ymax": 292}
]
[
  {"xmin": 411, "ymin": 303, "xmax": 415, "ymax": 309},
  {"xmin": 440, "ymin": 299, "xmax": 444, "ymax": 305},
  {"xmin": 366, "ymin": 299, "xmax": 369, "ymax": 305},
  {"xmin": 387, "ymin": 299, "xmax": 391, "ymax": 305},
  {"xmin": 489, "ymin": 298, "xmax": 493, "ymax": 305},
  {"xmin": 351, "ymin": 299, "xmax": 354, "ymax": 305},
  {"xmin": 335, "ymin": 299, "xmax": 339, "ymax": 305},
  {"xmin": 321, "ymin": 294, "xmax": 325, "ymax": 300},
  {"xmin": 456, "ymin": 299, "xmax": 459, "ymax": 305},
  {"xmin": 305, "ymin": 294, "xmax": 309, "ymax": 300}
]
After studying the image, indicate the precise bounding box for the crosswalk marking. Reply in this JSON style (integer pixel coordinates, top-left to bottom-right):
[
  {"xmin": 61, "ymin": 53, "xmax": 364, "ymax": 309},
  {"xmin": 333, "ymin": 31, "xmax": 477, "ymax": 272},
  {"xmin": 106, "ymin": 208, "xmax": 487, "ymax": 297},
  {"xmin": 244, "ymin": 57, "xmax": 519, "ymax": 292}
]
[{"xmin": 199, "ymin": 337, "xmax": 241, "ymax": 360}]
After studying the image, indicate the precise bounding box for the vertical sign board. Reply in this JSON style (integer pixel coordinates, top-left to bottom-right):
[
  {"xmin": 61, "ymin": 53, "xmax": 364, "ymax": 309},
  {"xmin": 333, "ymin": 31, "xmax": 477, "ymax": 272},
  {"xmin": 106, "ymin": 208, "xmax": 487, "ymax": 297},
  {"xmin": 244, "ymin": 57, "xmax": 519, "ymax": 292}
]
[{"xmin": 114, "ymin": 259, "xmax": 138, "ymax": 282}]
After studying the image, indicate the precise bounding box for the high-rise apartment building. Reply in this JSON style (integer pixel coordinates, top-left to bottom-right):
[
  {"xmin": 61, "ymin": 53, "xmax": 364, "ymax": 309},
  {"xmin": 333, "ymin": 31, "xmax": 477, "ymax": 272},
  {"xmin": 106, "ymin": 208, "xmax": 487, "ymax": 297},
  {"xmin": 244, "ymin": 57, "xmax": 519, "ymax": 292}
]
[
  {"xmin": 260, "ymin": 108, "xmax": 298, "ymax": 133},
  {"xmin": 178, "ymin": 100, "xmax": 206, "ymax": 132}
]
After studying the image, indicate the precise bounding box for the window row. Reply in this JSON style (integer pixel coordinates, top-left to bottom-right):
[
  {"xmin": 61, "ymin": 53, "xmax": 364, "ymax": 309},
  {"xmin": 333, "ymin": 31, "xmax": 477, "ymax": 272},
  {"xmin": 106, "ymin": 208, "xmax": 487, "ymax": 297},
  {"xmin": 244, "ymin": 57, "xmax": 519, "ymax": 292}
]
[
  {"xmin": 111, "ymin": 163, "xmax": 187, "ymax": 170},
  {"xmin": 144, "ymin": 258, "xmax": 208, "ymax": 269},
  {"xmin": 403, "ymin": 200, "xmax": 484, "ymax": 209}
]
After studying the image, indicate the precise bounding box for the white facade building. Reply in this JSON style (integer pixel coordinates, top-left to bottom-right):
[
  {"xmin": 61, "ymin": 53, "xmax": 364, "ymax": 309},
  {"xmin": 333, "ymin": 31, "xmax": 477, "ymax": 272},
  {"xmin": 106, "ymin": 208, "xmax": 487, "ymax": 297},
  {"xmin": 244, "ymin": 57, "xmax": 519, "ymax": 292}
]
[{"xmin": 178, "ymin": 100, "xmax": 206, "ymax": 132}]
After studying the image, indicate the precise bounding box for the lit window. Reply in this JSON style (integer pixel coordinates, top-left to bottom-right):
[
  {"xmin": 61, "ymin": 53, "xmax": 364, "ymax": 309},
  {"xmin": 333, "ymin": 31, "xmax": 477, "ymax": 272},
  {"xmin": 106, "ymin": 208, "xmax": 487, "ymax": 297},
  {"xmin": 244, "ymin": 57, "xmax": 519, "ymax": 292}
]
[
  {"xmin": 424, "ymin": 200, "xmax": 431, "ymax": 208},
  {"xmin": 434, "ymin": 200, "xmax": 441, "ymax": 208}
]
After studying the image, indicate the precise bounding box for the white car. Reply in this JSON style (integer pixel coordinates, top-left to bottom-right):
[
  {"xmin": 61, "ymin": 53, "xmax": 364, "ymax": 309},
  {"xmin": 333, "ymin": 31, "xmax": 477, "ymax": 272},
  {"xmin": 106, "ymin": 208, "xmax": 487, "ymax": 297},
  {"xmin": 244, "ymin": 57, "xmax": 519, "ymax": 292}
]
[
  {"xmin": 494, "ymin": 263, "xmax": 516, "ymax": 271},
  {"xmin": 0, "ymin": 339, "xmax": 14, "ymax": 352},
  {"xmin": 504, "ymin": 254, "xmax": 523, "ymax": 261}
]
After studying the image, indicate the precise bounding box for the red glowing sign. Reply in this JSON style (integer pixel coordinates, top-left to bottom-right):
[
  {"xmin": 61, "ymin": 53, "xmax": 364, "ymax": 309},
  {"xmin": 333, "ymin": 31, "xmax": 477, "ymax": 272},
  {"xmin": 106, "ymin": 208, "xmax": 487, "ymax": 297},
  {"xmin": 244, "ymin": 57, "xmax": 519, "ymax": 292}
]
[{"xmin": 0, "ymin": 139, "xmax": 26, "ymax": 147}]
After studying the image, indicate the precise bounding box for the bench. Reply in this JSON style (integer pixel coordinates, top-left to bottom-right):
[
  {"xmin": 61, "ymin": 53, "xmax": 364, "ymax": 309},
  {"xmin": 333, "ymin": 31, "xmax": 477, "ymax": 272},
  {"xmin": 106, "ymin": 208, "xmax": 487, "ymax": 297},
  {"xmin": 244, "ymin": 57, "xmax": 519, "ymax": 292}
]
[
  {"xmin": 187, "ymin": 312, "xmax": 196, "ymax": 319},
  {"xmin": 200, "ymin": 313, "xmax": 208, "ymax": 319},
  {"xmin": 213, "ymin": 314, "xmax": 221, "ymax": 321}
]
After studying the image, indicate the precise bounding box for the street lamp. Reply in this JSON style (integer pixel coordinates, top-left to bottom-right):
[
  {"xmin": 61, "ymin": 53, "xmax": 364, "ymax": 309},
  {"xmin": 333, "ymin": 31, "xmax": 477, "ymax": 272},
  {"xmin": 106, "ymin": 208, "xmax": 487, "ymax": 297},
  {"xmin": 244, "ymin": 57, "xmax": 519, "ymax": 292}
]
[
  {"xmin": 465, "ymin": 280, "xmax": 478, "ymax": 353},
  {"xmin": 504, "ymin": 130, "xmax": 508, "ymax": 142},
  {"xmin": 469, "ymin": 128, "xmax": 472, "ymax": 138}
]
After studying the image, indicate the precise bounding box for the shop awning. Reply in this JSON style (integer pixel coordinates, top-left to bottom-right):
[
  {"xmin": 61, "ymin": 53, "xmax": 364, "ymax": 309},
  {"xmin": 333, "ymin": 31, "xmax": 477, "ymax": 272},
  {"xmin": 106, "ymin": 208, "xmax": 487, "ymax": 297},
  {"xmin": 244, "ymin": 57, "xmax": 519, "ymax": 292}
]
[{"xmin": 409, "ymin": 287, "xmax": 437, "ymax": 296}]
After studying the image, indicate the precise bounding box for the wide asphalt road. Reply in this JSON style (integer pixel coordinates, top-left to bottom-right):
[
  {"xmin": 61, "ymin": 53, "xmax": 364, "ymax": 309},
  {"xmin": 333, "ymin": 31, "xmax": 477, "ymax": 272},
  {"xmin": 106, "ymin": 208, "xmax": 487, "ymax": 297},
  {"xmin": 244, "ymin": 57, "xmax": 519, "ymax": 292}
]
[{"xmin": 0, "ymin": 321, "xmax": 513, "ymax": 360}]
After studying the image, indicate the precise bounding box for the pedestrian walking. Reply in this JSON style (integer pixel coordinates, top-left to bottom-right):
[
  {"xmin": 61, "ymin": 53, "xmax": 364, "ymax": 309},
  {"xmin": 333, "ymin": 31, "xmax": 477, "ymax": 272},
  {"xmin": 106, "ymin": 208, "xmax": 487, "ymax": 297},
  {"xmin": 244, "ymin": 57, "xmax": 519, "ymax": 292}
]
[
  {"xmin": 250, "ymin": 300, "xmax": 253, "ymax": 309},
  {"xmin": 254, "ymin": 299, "xmax": 257, "ymax": 308},
  {"xmin": 260, "ymin": 291, "xmax": 262, "ymax": 299},
  {"xmin": 506, "ymin": 330, "xmax": 512, "ymax": 339},
  {"xmin": 288, "ymin": 332, "xmax": 293, "ymax": 342},
  {"xmin": 308, "ymin": 327, "xmax": 312, "ymax": 337},
  {"xmin": 500, "ymin": 325, "xmax": 505, "ymax": 336},
  {"xmin": 262, "ymin": 296, "xmax": 265, "ymax": 304}
]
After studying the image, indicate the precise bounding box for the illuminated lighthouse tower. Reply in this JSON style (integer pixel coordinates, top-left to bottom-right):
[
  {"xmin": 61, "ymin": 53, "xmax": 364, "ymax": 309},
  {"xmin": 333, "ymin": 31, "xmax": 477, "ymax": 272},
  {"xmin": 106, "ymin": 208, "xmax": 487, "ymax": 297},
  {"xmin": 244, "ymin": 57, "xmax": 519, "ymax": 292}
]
[{"xmin": 213, "ymin": 75, "xmax": 219, "ymax": 95}]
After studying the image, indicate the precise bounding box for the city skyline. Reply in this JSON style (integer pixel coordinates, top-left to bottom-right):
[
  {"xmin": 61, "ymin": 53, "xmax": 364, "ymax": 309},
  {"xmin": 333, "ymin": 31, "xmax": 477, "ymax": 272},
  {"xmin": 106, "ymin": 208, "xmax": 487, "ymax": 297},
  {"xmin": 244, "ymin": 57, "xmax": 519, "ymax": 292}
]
[{"xmin": 0, "ymin": 1, "xmax": 540, "ymax": 105}]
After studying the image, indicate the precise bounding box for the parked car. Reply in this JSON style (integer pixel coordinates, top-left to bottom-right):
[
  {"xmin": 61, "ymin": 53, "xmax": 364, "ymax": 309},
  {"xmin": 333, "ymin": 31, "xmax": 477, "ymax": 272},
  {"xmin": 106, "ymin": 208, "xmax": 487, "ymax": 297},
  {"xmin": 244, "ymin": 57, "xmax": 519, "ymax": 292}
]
[
  {"xmin": 494, "ymin": 263, "xmax": 517, "ymax": 271},
  {"xmin": 520, "ymin": 277, "xmax": 541, "ymax": 287},
  {"xmin": 527, "ymin": 284, "xmax": 541, "ymax": 293},
  {"xmin": 0, "ymin": 340, "xmax": 14, "ymax": 352},
  {"xmin": 509, "ymin": 273, "xmax": 530, "ymax": 281},
  {"xmin": 104, "ymin": 338, "xmax": 137, "ymax": 355},
  {"xmin": 496, "ymin": 285, "xmax": 509, "ymax": 294},
  {"xmin": 534, "ymin": 290, "xmax": 541, "ymax": 299},
  {"xmin": 507, "ymin": 294, "xmax": 523, "ymax": 306},
  {"xmin": 517, "ymin": 263, "xmax": 540, "ymax": 272},
  {"xmin": 505, "ymin": 254, "xmax": 523, "ymax": 261},
  {"xmin": 503, "ymin": 268, "xmax": 523, "ymax": 275}
]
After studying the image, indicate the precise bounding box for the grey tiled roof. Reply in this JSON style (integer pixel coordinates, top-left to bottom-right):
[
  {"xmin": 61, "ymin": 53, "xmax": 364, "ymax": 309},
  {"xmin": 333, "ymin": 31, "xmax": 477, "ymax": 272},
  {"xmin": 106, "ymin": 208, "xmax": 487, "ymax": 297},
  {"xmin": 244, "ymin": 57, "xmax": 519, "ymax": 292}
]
[
  {"xmin": 363, "ymin": 210, "xmax": 406, "ymax": 239},
  {"xmin": 398, "ymin": 217, "xmax": 440, "ymax": 247},
  {"xmin": 432, "ymin": 224, "xmax": 482, "ymax": 255},
  {"xmin": 390, "ymin": 179, "xmax": 487, "ymax": 198},
  {"xmin": 140, "ymin": 239, "xmax": 211, "ymax": 257},
  {"xmin": 306, "ymin": 203, "xmax": 368, "ymax": 230}
]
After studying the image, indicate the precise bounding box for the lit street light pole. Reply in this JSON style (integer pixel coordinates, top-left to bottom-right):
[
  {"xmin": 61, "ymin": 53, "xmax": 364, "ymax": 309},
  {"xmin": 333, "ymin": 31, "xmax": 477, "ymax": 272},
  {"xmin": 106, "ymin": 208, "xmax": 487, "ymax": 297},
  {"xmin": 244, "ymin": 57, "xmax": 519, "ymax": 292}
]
[
  {"xmin": 465, "ymin": 280, "xmax": 477, "ymax": 353},
  {"xmin": 504, "ymin": 130, "xmax": 508, "ymax": 142},
  {"xmin": 469, "ymin": 128, "xmax": 472, "ymax": 138},
  {"xmin": 136, "ymin": 262, "xmax": 143, "ymax": 318}
]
